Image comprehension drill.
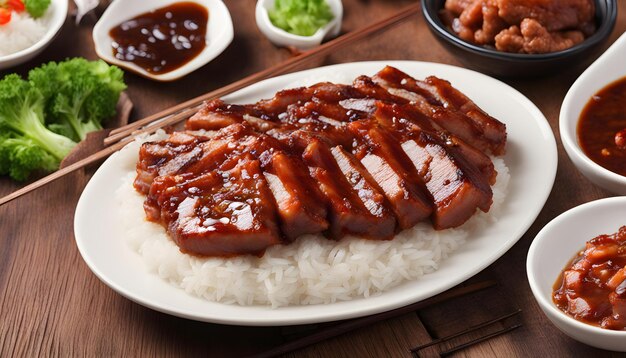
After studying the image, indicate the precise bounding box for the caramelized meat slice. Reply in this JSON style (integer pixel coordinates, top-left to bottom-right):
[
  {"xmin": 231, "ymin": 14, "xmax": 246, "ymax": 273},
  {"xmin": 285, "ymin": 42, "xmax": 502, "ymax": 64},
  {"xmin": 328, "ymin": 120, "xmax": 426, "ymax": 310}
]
[
  {"xmin": 153, "ymin": 158, "xmax": 282, "ymax": 257},
  {"xmin": 144, "ymin": 122, "xmax": 330, "ymax": 240},
  {"xmin": 293, "ymin": 98, "xmax": 493, "ymax": 229},
  {"xmin": 276, "ymin": 99, "xmax": 433, "ymax": 229},
  {"xmin": 348, "ymin": 121, "xmax": 434, "ymax": 229},
  {"xmin": 135, "ymin": 131, "xmax": 208, "ymax": 195},
  {"xmin": 374, "ymin": 103, "xmax": 493, "ymax": 229},
  {"xmin": 338, "ymin": 96, "xmax": 496, "ymax": 184},
  {"xmin": 394, "ymin": 103, "xmax": 496, "ymax": 184},
  {"xmin": 251, "ymin": 82, "xmax": 369, "ymax": 116},
  {"xmin": 187, "ymin": 99, "xmax": 273, "ymax": 131},
  {"xmin": 303, "ymin": 138, "xmax": 396, "ymax": 239},
  {"xmin": 201, "ymin": 125, "xmax": 330, "ymax": 240},
  {"xmin": 240, "ymin": 134, "xmax": 330, "ymax": 241},
  {"xmin": 372, "ymin": 66, "xmax": 507, "ymax": 155},
  {"xmin": 357, "ymin": 75, "xmax": 492, "ymax": 156},
  {"xmin": 330, "ymin": 145, "xmax": 397, "ymax": 234}
]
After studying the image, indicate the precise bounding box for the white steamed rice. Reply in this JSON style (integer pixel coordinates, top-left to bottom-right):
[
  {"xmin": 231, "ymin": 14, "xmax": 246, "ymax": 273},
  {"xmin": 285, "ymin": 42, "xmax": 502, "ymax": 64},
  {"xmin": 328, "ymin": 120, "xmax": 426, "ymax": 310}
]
[
  {"xmin": 0, "ymin": 11, "xmax": 48, "ymax": 57},
  {"xmin": 115, "ymin": 130, "xmax": 510, "ymax": 308}
]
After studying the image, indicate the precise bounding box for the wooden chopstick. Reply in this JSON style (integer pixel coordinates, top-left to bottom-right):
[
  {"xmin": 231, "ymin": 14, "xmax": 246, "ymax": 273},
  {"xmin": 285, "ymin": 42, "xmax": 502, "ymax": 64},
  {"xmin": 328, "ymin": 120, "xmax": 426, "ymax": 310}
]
[
  {"xmin": 439, "ymin": 323, "xmax": 522, "ymax": 357},
  {"xmin": 249, "ymin": 280, "xmax": 496, "ymax": 358},
  {"xmin": 0, "ymin": 2, "xmax": 421, "ymax": 207},
  {"xmin": 0, "ymin": 138, "xmax": 132, "ymax": 206},
  {"xmin": 103, "ymin": 2, "xmax": 422, "ymax": 146},
  {"xmin": 410, "ymin": 309, "xmax": 521, "ymax": 353}
]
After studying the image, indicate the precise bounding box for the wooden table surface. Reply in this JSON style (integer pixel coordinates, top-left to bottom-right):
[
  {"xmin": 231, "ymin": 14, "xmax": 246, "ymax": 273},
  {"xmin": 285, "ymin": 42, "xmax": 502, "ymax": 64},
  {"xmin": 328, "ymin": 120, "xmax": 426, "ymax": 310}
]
[{"xmin": 1, "ymin": 1, "xmax": 625, "ymax": 357}]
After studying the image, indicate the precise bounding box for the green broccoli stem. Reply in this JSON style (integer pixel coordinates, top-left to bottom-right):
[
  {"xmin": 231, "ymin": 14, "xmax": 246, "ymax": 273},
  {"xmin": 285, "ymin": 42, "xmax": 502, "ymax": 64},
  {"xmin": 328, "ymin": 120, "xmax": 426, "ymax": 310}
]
[
  {"xmin": 59, "ymin": 92, "xmax": 103, "ymax": 141},
  {"xmin": 64, "ymin": 113, "xmax": 103, "ymax": 141},
  {"xmin": 13, "ymin": 105, "xmax": 76, "ymax": 161}
]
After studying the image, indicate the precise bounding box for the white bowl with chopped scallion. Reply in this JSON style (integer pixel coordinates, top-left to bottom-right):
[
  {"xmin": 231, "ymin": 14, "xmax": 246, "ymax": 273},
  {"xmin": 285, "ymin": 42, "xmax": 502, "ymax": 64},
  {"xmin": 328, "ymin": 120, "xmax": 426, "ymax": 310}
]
[
  {"xmin": 0, "ymin": 0, "xmax": 67, "ymax": 70},
  {"xmin": 256, "ymin": 0, "xmax": 342, "ymax": 50}
]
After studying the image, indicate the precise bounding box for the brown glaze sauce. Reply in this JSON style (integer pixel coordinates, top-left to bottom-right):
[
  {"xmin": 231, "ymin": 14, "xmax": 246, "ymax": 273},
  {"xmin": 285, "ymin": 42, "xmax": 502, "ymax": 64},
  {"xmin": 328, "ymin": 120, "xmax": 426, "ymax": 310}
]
[
  {"xmin": 553, "ymin": 226, "xmax": 626, "ymax": 330},
  {"xmin": 109, "ymin": 2, "xmax": 208, "ymax": 75},
  {"xmin": 578, "ymin": 77, "xmax": 626, "ymax": 177}
]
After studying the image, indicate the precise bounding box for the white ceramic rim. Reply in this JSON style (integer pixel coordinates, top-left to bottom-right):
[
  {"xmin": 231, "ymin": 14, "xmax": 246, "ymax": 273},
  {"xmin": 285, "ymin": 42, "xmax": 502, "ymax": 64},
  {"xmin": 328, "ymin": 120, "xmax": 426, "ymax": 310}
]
[
  {"xmin": 74, "ymin": 60, "xmax": 557, "ymax": 326},
  {"xmin": 559, "ymin": 32, "xmax": 626, "ymax": 187},
  {"xmin": 255, "ymin": 0, "xmax": 342, "ymax": 47},
  {"xmin": 527, "ymin": 196, "xmax": 626, "ymax": 338},
  {"xmin": 0, "ymin": 0, "xmax": 68, "ymax": 63}
]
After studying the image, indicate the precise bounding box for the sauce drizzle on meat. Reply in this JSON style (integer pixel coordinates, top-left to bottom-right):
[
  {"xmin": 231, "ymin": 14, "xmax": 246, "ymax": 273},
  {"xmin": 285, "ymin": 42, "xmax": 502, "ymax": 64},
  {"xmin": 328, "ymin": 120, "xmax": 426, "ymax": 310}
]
[
  {"xmin": 134, "ymin": 67, "xmax": 507, "ymax": 257},
  {"xmin": 109, "ymin": 2, "xmax": 208, "ymax": 75}
]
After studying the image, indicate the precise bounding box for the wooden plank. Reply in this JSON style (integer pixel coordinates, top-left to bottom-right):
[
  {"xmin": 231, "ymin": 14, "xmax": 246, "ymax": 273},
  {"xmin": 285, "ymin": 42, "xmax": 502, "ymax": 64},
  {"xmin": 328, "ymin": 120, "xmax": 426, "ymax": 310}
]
[{"xmin": 0, "ymin": 1, "xmax": 625, "ymax": 357}]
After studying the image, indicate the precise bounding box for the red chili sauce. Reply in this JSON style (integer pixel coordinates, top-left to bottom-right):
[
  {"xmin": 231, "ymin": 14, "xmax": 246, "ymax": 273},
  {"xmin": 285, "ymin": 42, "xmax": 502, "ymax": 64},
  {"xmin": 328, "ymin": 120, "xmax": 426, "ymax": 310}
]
[
  {"xmin": 109, "ymin": 2, "xmax": 208, "ymax": 75},
  {"xmin": 553, "ymin": 226, "xmax": 626, "ymax": 330},
  {"xmin": 577, "ymin": 77, "xmax": 626, "ymax": 177}
]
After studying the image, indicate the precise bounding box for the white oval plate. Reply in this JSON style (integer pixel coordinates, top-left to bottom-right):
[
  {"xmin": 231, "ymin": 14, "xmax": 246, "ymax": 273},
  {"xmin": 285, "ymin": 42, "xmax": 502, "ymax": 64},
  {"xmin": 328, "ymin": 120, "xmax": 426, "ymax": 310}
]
[
  {"xmin": 74, "ymin": 61, "xmax": 557, "ymax": 326},
  {"xmin": 92, "ymin": 0, "xmax": 233, "ymax": 81}
]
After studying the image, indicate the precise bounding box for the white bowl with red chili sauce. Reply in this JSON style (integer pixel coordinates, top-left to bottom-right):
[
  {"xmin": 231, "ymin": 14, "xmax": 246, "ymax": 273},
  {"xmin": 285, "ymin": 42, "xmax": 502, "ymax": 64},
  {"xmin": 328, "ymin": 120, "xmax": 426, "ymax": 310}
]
[
  {"xmin": 527, "ymin": 197, "xmax": 626, "ymax": 351},
  {"xmin": 560, "ymin": 32, "xmax": 626, "ymax": 195}
]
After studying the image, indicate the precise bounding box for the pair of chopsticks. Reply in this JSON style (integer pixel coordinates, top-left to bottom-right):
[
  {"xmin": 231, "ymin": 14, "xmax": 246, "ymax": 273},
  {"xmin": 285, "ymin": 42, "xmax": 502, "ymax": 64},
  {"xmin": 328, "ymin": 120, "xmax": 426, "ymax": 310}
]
[
  {"xmin": 249, "ymin": 280, "xmax": 496, "ymax": 358},
  {"xmin": 0, "ymin": 2, "xmax": 421, "ymax": 207},
  {"xmin": 410, "ymin": 309, "xmax": 522, "ymax": 357}
]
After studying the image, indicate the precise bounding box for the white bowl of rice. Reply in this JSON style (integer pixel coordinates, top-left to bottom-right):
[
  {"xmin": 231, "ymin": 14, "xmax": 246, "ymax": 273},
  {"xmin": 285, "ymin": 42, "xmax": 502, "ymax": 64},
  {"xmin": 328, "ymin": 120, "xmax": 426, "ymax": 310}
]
[{"xmin": 0, "ymin": 0, "xmax": 67, "ymax": 70}]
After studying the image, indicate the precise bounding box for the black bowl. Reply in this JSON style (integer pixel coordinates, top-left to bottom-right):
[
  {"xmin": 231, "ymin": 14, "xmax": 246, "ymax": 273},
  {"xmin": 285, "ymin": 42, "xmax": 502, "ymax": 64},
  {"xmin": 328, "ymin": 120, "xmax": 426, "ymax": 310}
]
[{"xmin": 421, "ymin": 0, "xmax": 617, "ymax": 77}]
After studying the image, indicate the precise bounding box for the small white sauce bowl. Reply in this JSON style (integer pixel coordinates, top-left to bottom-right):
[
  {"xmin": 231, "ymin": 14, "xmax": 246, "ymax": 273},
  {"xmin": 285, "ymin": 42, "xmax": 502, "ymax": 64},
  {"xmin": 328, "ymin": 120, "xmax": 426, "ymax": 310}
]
[
  {"xmin": 559, "ymin": 32, "xmax": 626, "ymax": 194},
  {"xmin": 255, "ymin": 0, "xmax": 342, "ymax": 50},
  {"xmin": 527, "ymin": 196, "xmax": 626, "ymax": 351},
  {"xmin": 0, "ymin": 0, "xmax": 68, "ymax": 70},
  {"xmin": 93, "ymin": 0, "xmax": 233, "ymax": 82}
]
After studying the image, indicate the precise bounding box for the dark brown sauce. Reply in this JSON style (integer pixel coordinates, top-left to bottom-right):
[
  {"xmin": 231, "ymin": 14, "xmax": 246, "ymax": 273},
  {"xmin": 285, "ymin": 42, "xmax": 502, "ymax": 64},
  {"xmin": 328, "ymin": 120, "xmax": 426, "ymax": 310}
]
[
  {"xmin": 109, "ymin": 2, "xmax": 208, "ymax": 75},
  {"xmin": 578, "ymin": 77, "xmax": 626, "ymax": 177}
]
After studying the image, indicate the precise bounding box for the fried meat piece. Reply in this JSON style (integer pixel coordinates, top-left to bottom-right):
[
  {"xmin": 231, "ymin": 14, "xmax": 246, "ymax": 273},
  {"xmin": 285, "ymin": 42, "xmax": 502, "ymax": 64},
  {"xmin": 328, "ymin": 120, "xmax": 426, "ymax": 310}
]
[
  {"xmin": 371, "ymin": 66, "xmax": 506, "ymax": 155},
  {"xmin": 374, "ymin": 103, "xmax": 493, "ymax": 229},
  {"xmin": 152, "ymin": 157, "xmax": 282, "ymax": 257},
  {"xmin": 303, "ymin": 138, "xmax": 397, "ymax": 239},
  {"xmin": 496, "ymin": 0, "xmax": 595, "ymax": 33}
]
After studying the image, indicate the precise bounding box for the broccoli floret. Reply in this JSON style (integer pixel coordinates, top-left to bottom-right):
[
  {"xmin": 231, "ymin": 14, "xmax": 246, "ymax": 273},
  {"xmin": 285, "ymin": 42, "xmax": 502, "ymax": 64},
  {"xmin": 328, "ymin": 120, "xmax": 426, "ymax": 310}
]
[
  {"xmin": 24, "ymin": 0, "xmax": 51, "ymax": 18},
  {"xmin": 0, "ymin": 134, "xmax": 58, "ymax": 181},
  {"xmin": 29, "ymin": 58, "xmax": 126, "ymax": 141},
  {"xmin": 0, "ymin": 74, "xmax": 77, "ymax": 181}
]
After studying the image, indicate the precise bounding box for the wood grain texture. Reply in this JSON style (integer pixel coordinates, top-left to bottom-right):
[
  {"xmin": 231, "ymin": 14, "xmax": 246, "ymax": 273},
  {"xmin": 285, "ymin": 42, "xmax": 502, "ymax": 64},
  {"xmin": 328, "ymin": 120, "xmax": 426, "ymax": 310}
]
[{"xmin": 1, "ymin": 1, "xmax": 626, "ymax": 357}]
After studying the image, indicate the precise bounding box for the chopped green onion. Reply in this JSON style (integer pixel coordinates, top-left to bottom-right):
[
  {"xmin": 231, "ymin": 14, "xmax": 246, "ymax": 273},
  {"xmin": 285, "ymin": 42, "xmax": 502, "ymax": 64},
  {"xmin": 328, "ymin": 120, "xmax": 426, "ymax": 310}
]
[{"xmin": 268, "ymin": 0, "xmax": 334, "ymax": 37}]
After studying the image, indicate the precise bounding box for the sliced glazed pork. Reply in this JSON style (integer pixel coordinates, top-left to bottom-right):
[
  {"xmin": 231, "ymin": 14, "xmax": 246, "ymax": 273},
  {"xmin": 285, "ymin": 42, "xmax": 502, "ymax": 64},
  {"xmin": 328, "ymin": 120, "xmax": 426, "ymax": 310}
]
[{"xmin": 135, "ymin": 66, "xmax": 507, "ymax": 257}]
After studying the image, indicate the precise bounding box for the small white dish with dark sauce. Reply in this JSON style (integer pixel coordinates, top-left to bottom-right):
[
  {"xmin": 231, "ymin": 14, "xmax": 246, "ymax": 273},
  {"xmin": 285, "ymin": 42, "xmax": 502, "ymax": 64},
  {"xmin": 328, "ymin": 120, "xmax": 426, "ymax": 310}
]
[{"xmin": 93, "ymin": 0, "xmax": 233, "ymax": 81}]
